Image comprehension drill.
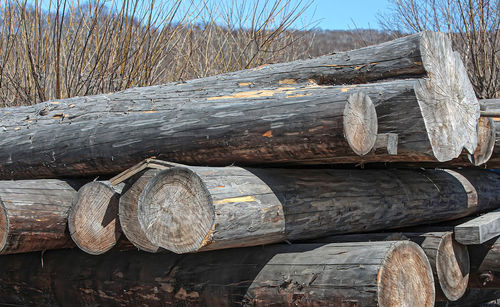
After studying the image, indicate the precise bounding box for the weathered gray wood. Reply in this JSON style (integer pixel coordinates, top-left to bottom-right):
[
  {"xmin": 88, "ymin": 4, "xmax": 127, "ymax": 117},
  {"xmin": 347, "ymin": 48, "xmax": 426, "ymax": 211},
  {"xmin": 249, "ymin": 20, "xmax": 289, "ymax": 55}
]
[
  {"xmin": 0, "ymin": 241, "xmax": 435, "ymax": 306},
  {"xmin": 119, "ymin": 169, "xmax": 163, "ymax": 253},
  {"xmin": 373, "ymin": 133, "xmax": 398, "ymax": 155},
  {"xmin": 0, "ymin": 179, "xmax": 82, "ymax": 254},
  {"xmin": 455, "ymin": 209, "xmax": 500, "ymax": 245},
  {"xmin": 138, "ymin": 165, "xmax": 500, "ymax": 254},
  {"xmin": 481, "ymin": 99, "xmax": 500, "ymax": 168},
  {"xmin": 109, "ymin": 159, "xmax": 181, "ymax": 186},
  {"xmin": 308, "ymin": 231, "xmax": 469, "ymax": 302},
  {"xmin": 68, "ymin": 181, "xmax": 125, "ymax": 255},
  {"xmin": 0, "ymin": 31, "xmax": 480, "ymax": 179}
]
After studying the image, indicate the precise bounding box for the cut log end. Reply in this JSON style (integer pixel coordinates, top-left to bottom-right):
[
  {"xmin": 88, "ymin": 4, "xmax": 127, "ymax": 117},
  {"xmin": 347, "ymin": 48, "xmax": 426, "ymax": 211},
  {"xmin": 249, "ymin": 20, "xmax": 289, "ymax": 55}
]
[
  {"xmin": 343, "ymin": 91, "xmax": 378, "ymax": 155},
  {"xmin": 468, "ymin": 117, "xmax": 496, "ymax": 166},
  {"xmin": 435, "ymin": 233, "xmax": 469, "ymax": 301},
  {"xmin": 378, "ymin": 241, "xmax": 435, "ymax": 307},
  {"xmin": 68, "ymin": 182, "xmax": 121, "ymax": 255},
  {"xmin": 0, "ymin": 202, "xmax": 7, "ymax": 252},
  {"xmin": 138, "ymin": 167, "xmax": 214, "ymax": 254},
  {"xmin": 119, "ymin": 169, "xmax": 162, "ymax": 253},
  {"xmin": 415, "ymin": 32, "xmax": 480, "ymax": 162}
]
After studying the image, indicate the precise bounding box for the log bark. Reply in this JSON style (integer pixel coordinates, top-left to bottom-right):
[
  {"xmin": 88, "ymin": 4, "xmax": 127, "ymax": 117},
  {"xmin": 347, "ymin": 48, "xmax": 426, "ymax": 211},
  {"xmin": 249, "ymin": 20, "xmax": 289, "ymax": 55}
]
[
  {"xmin": 68, "ymin": 181, "xmax": 124, "ymax": 255},
  {"xmin": 307, "ymin": 231, "xmax": 469, "ymax": 301},
  {"xmin": 119, "ymin": 169, "xmax": 163, "ymax": 253},
  {"xmin": 137, "ymin": 165, "xmax": 500, "ymax": 254},
  {"xmin": 0, "ymin": 179, "xmax": 81, "ymax": 254},
  {"xmin": 0, "ymin": 241, "xmax": 435, "ymax": 306},
  {"xmin": 435, "ymin": 289, "xmax": 500, "ymax": 306},
  {"xmin": 0, "ymin": 32, "xmax": 479, "ymax": 179}
]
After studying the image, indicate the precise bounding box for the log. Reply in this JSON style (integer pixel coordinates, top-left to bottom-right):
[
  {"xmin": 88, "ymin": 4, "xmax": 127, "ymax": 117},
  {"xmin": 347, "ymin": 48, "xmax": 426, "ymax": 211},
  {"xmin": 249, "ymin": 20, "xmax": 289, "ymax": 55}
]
[
  {"xmin": 137, "ymin": 165, "xmax": 500, "ymax": 254},
  {"xmin": 68, "ymin": 181, "xmax": 124, "ymax": 255},
  {"xmin": 0, "ymin": 241, "xmax": 435, "ymax": 306},
  {"xmin": 467, "ymin": 236, "xmax": 500, "ymax": 288},
  {"xmin": 307, "ymin": 231, "xmax": 469, "ymax": 301},
  {"xmin": 455, "ymin": 209, "xmax": 500, "ymax": 245},
  {"xmin": 481, "ymin": 99, "xmax": 500, "ymax": 168},
  {"xmin": 0, "ymin": 179, "xmax": 81, "ymax": 254},
  {"xmin": 435, "ymin": 289, "xmax": 500, "ymax": 306},
  {"xmin": 119, "ymin": 169, "xmax": 163, "ymax": 253},
  {"xmin": 0, "ymin": 32, "xmax": 480, "ymax": 179}
]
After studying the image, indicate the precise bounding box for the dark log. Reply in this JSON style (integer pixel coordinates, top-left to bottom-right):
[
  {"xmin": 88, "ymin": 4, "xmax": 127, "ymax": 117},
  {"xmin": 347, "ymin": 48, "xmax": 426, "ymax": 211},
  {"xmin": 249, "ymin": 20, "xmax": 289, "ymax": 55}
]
[
  {"xmin": 467, "ymin": 236, "xmax": 500, "ymax": 288},
  {"xmin": 0, "ymin": 32, "xmax": 480, "ymax": 179},
  {"xmin": 0, "ymin": 179, "xmax": 81, "ymax": 254},
  {"xmin": 119, "ymin": 169, "xmax": 163, "ymax": 253},
  {"xmin": 137, "ymin": 166, "xmax": 500, "ymax": 254},
  {"xmin": 0, "ymin": 241, "xmax": 435, "ymax": 306},
  {"xmin": 307, "ymin": 231, "xmax": 469, "ymax": 301},
  {"xmin": 68, "ymin": 181, "xmax": 124, "ymax": 255},
  {"xmin": 435, "ymin": 289, "xmax": 500, "ymax": 306}
]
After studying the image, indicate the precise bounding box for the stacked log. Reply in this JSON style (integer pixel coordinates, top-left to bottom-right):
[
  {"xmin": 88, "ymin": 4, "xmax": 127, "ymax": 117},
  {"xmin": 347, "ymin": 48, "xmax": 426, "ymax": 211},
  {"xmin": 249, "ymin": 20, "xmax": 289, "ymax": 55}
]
[
  {"xmin": 0, "ymin": 31, "xmax": 497, "ymax": 305},
  {"xmin": 68, "ymin": 181, "xmax": 124, "ymax": 255},
  {"xmin": 481, "ymin": 99, "xmax": 500, "ymax": 168},
  {"xmin": 306, "ymin": 231, "xmax": 470, "ymax": 301},
  {"xmin": 0, "ymin": 179, "xmax": 82, "ymax": 254},
  {"xmin": 0, "ymin": 241, "xmax": 435, "ymax": 306},
  {"xmin": 137, "ymin": 166, "xmax": 500, "ymax": 254},
  {"xmin": 0, "ymin": 31, "xmax": 480, "ymax": 179}
]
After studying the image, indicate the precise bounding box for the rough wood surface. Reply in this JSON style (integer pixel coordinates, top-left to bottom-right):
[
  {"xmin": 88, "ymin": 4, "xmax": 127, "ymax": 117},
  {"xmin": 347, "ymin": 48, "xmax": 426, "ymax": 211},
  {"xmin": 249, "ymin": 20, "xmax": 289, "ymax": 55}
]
[
  {"xmin": 467, "ymin": 236, "xmax": 500, "ymax": 288},
  {"xmin": 0, "ymin": 179, "xmax": 81, "ymax": 254},
  {"xmin": 308, "ymin": 231, "xmax": 469, "ymax": 301},
  {"xmin": 455, "ymin": 209, "xmax": 500, "ymax": 245},
  {"xmin": 0, "ymin": 241, "xmax": 434, "ymax": 306},
  {"xmin": 68, "ymin": 181, "xmax": 124, "ymax": 255},
  {"xmin": 138, "ymin": 165, "xmax": 500, "ymax": 254},
  {"xmin": 482, "ymin": 99, "xmax": 500, "ymax": 168},
  {"xmin": 0, "ymin": 32, "xmax": 479, "ymax": 179},
  {"xmin": 435, "ymin": 289, "xmax": 500, "ymax": 306},
  {"xmin": 119, "ymin": 169, "xmax": 163, "ymax": 253}
]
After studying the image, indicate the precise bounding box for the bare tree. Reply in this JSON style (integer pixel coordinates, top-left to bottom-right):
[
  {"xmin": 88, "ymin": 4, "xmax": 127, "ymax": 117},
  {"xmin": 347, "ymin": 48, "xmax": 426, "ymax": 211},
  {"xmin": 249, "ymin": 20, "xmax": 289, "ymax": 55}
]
[{"xmin": 380, "ymin": 0, "xmax": 500, "ymax": 99}]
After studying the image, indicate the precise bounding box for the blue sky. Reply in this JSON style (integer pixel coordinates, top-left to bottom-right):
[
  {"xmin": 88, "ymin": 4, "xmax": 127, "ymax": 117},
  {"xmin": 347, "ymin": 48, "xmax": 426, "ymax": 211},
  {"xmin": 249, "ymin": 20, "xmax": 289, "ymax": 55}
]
[{"xmin": 306, "ymin": 0, "xmax": 393, "ymax": 30}]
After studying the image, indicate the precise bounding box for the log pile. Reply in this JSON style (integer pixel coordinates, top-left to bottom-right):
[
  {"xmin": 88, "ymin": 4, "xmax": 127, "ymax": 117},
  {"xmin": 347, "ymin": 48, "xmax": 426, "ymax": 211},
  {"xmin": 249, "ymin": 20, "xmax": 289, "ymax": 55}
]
[{"xmin": 0, "ymin": 31, "xmax": 499, "ymax": 306}]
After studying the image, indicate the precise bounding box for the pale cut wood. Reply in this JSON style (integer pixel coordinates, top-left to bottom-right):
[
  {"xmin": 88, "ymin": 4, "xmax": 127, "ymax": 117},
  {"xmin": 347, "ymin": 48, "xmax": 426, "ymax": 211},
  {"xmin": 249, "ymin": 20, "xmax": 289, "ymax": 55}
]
[
  {"xmin": 0, "ymin": 179, "xmax": 82, "ymax": 254},
  {"xmin": 481, "ymin": 99, "xmax": 500, "ymax": 168},
  {"xmin": 68, "ymin": 181, "xmax": 124, "ymax": 255},
  {"xmin": 373, "ymin": 133, "xmax": 398, "ymax": 155},
  {"xmin": 455, "ymin": 209, "xmax": 500, "ymax": 245},
  {"xmin": 119, "ymin": 169, "xmax": 163, "ymax": 253},
  {"xmin": 138, "ymin": 165, "xmax": 500, "ymax": 254},
  {"xmin": 0, "ymin": 32, "xmax": 480, "ymax": 179},
  {"xmin": 0, "ymin": 241, "xmax": 435, "ymax": 306},
  {"xmin": 309, "ymin": 231, "xmax": 469, "ymax": 302}
]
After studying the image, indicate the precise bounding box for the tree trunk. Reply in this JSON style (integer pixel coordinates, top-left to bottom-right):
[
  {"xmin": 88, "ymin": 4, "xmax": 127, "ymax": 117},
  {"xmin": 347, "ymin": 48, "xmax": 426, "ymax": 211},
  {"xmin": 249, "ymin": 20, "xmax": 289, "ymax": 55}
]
[
  {"xmin": 119, "ymin": 169, "xmax": 163, "ymax": 253},
  {"xmin": 0, "ymin": 179, "xmax": 82, "ymax": 254},
  {"xmin": 307, "ymin": 231, "xmax": 469, "ymax": 302},
  {"xmin": 68, "ymin": 181, "xmax": 124, "ymax": 255},
  {"xmin": 137, "ymin": 165, "xmax": 500, "ymax": 254},
  {"xmin": 0, "ymin": 32, "xmax": 479, "ymax": 179},
  {"xmin": 0, "ymin": 241, "xmax": 435, "ymax": 307}
]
